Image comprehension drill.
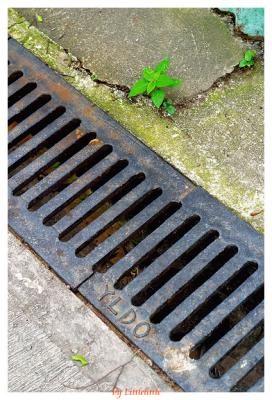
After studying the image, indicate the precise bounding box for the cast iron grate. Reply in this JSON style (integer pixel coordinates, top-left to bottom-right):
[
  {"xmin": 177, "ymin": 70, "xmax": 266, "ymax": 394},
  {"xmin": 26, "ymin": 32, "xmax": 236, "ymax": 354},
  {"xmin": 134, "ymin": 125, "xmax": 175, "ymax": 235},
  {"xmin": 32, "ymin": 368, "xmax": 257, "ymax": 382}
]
[{"xmin": 8, "ymin": 38, "xmax": 264, "ymax": 392}]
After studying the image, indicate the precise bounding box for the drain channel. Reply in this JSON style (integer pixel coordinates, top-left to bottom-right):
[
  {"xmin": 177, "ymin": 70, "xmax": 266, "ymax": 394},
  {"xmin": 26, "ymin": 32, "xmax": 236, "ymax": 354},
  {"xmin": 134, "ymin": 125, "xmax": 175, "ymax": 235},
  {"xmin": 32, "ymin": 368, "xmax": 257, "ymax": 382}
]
[
  {"xmin": 8, "ymin": 39, "xmax": 264, "ymax": 392},
  {"xmin": 170, "ymin": 264, "xmax": 260, "ymax": 342},
  {"xmin": 209, "ymin": 320, "xmax": 264, "ymax": 378}
]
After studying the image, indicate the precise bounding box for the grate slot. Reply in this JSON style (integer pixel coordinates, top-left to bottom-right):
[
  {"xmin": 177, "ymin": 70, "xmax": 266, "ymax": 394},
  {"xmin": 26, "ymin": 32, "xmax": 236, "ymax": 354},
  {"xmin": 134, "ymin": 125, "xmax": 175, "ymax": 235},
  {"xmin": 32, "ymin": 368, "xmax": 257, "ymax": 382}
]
[
  {"xmin": 8, "ymin": 70, "xmax": 23, "ymax": 85},
  {"xmin": 188, "ymin": 284, "xmax": 263, "ymax": 355},
  {"xmin": 8, "ymin": 82, "xmax": 37, "ymax": 107},
  {"xmin": 218, "ymin": 338, "xmax": 264, "ymax": 391},
  {"xmin": 209, "ymin": 320, "xmax": 263, "ymax": 378},
  {"xmin": 8, "ymin": 100, "xmax": 58, "ymax": 147},
  {"xmin": 66, "ymin": 182, "xmax": 161, "ymax": 248},
  {"xmin": 107, "ymin": 218, "xmax": 219, "ymax": 301},
  {"xmin": 27, "ymin": 144, "xmax": 112, "ymax": 211},
  {"xmin": 115, "ymin": 215, "xmax": 201, "ymax": 291},
  {"xmin": 8, "ymin": 75, "xmax": 34, "ymax": 98},
  {"xmin": 20, "ymin": 142, "xmax": 109, "ymax": 203},
  {"xmin": 8, "ymin": 94, "xmax": 52, "ymax": 128},
  {"xmin": 58, "ymin": 172, "xmax": 145, "ymax": 239},
  {"xmin": 231, "ymin": 358, "xmax": 264, "ymax": 392},
  {"xmin": 9, "ymin": 127, "xmax": 93, "ymax": 192},
  {"xmin": 170, "ymin": 264, "xmax": 260, "ymax": 342},
  {"xmin": 246, "ymin": 377, "xmax": 264, "ymax": 392},
  {"xmin": 9, "ymin": 89, "xmax": 46, "ymax": 122},
  {"xmin": 9, "ymin": 106, "xmax": 66, "ymax": 152},
  {"xmin": 54, "ymin": 166, "xmax": 146, "ymax": 234},
  {"xmin": 35, "ymin": 150, "xmax": 119, "ymax": 217},
  {"xmin": 195, "ymin": 301, "xmax": 263, "ymax": 367},
  {"xmin": 44, "ymin": 159, "xmax": 129, "ymax": 226},
  {"xmin": 76, "ymin": 188, "xmax": 165, "ymax": 257},
  {"xmin": 131, "ymin": 230, "xmax": 219, "ymax": 306},
  {"xmin": 10, "ymin": 120, "xmax": 83, "ymax": 183},
  {"xmin": 149, "ymin": 245, "xmax": 238, "ymax": 322},
  {"xmin": 92, "ymin": 200, "xmax": 181, "ymax": 271}
]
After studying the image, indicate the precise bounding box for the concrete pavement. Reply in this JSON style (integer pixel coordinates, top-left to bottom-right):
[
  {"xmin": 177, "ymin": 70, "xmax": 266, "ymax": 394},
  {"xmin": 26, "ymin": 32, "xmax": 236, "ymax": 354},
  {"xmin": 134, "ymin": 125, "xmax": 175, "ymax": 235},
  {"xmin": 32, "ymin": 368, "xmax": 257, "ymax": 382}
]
[{"xmin": 8, "ymin": 231, "xmax": 174, "ymax": 392}]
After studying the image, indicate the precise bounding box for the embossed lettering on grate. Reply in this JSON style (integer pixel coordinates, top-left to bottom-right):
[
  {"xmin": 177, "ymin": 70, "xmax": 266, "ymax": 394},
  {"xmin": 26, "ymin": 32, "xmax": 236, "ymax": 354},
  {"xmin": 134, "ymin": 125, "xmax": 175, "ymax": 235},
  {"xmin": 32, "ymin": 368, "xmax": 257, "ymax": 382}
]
[{"xmin": 8, "ymin": 39, "xmax": 264, "ymax": 392}]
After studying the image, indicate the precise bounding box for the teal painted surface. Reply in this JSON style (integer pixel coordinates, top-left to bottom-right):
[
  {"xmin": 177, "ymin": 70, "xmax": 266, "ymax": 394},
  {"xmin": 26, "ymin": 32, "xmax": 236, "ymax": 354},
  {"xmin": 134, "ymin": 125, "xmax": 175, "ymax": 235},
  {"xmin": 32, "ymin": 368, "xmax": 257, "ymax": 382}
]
[{"xmin": 221, "ymin": 8, "xmax": 264, "ymax": 36}]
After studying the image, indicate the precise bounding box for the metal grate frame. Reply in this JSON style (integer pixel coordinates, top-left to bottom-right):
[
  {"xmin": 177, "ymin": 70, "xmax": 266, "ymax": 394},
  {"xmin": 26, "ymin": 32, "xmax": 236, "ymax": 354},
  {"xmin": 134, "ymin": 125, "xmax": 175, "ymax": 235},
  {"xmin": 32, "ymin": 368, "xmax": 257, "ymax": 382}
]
[{"xmin": 8, "ymin": 38, "xmax": 264, "ymax": 392}]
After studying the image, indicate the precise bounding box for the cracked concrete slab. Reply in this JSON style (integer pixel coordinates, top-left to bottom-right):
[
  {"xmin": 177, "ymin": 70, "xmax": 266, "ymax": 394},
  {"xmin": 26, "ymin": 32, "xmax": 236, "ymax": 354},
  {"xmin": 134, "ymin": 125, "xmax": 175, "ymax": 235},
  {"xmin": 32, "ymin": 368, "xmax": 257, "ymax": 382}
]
[
  {"xmin": 8, "ymin": 231, "xmax": 174, "ymax": 392},
  {"xmin": 16, "ymin": 8, "xmax": 245, "ymax": 101}
]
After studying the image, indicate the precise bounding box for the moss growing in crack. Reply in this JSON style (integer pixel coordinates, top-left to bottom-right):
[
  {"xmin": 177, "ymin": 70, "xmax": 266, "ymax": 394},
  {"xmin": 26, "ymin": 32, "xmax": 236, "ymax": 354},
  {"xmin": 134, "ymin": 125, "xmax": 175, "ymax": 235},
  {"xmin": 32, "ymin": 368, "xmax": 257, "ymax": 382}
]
[
  {"xmin": 9, "ymin": 9, "xmax": 80, "ymax": 78},
  {"xmin": 199, "ymin": 68, "xmax": 263, "ymax": 111}
]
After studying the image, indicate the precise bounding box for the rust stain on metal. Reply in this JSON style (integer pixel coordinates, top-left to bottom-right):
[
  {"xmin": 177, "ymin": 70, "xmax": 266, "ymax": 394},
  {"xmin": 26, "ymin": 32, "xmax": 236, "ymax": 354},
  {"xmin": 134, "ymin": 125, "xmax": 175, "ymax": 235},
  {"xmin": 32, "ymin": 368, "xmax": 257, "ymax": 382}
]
[{"xmin": 46, "ymin": 78, "xmax": 75, "ymax": 103}]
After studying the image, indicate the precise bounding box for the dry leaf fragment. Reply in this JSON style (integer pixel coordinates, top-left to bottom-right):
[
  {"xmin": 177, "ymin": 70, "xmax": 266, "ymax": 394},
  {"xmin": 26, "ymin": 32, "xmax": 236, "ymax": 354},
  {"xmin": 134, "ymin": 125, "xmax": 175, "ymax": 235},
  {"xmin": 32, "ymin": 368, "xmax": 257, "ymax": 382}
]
[
  {"xmin": 8, "ymin": 121, "xmax": 18, "ymax": 131},
  {"xmin": 75, "ymin": 128, "xmax": 84, "ymax": 139},
  {"xmin": 250, "ymin": 210, "xmax": 263, "ymax": 217},
  {"xmin": 89, "ymin": 138, "xmax": 103, "ymax": 145}
]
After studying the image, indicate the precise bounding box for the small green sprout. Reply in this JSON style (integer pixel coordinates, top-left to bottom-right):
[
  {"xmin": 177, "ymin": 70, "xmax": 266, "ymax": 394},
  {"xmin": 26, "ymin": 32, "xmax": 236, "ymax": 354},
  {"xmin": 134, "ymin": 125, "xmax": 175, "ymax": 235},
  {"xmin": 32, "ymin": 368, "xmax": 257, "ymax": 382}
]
[
  {"xmin": 36, "ymin": 15, "xmax": 43, "ymax": 23},
  {"xmin": 239, "ymin": 50, "xmax": 256, "ymax": 68},
  {"xmin": 163, "ymin": 99, "xmax": 176, "ymax": 116},
  {"xmin": 71, "ymin": 354, "xmax": 89, "ymax": 367},
  {"xmin": 128, "ymin": 58, "xmax": 182, "ymax": 116}
]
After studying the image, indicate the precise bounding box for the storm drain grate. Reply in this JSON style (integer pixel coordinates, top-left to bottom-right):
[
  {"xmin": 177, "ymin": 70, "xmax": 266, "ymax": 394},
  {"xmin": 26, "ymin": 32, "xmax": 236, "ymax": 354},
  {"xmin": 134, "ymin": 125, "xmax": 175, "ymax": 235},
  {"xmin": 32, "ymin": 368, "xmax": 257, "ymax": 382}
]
[{"xmin": 8, "ymin": 39, "xmax": 264, "ymax": 392}]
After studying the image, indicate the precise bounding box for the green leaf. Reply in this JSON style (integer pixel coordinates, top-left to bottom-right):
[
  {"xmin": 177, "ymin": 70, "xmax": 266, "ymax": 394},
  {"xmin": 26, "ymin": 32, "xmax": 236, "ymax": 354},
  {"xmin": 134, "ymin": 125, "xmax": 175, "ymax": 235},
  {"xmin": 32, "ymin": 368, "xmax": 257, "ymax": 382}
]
[
  {"xmin": 151, "ymin": 89, "xmax": 165, "ymax": 108},
  {"xmin": 244, "ymin": 50, "xmax": 256, "ymax": 61},
  {"xmin": 71, "ymin": 354, "xmax": 89, "ymax": 367},
  {"xmin": 65, "ymin": 174, "xmax": 77, "ymax": 184},
  {"xmin": 143, "ymin": 67, "xmax": 155, "ymax": 81},
  {"xmin": 147, "ymin": 81, "xmax": 156, "ymax": 94},
  {"xmin": 157, "ymin": 75, "xmax": 182, "ymax": 88},
  {"xmin": 239, "ymin": 59, "xmax": 248, "ymax": 68},
  {"xmin": 163, "ymin": 99, "xmax": 173, "ymax": 108},
  {"xmin": 128, "ymin": 79, "xmax": 147, "ymax": 97},
  {"xmin": 165, "ymin": 104, "xmax": 176, "ymax": 115},
  {"xmin": 36, "ymin": 15, "xmax": 43, "ymax": 23},
  {"xmin": 169, "ymin": 79, "xmax": 183, "ymax": 87},
  {"xmin": 155, "ymin": 58, "xmax": 170, "ymax": 74},
  {"xmin": 51, "ymin": 161, "xmax": 60, "ymax": 169}
]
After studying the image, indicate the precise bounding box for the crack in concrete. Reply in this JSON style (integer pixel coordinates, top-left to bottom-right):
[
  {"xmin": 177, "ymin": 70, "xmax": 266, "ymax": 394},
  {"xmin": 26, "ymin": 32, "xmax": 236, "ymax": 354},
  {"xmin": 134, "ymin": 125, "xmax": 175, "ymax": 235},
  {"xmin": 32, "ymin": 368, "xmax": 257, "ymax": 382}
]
[
  {"xmin": 211, "ymin": 8, "xmax": 264, "ymax": 43},
  {"xmin": 51, "ymin": 9, "xmax": 263, "ymax": 111},
  {"xmin": 9, "ymin": 228, "xmax": 180, "ymax": 391},
  {"xmin": 9, "ymin": 9, "xmax": 263, "ymax": 112},
  {"xmin": 62, "ymin": 47, "xmax": 130, "ymax": 94},
  {"xmin": 62, "ymin": 350, "xmax": 140, "ymax": 391},
  {"xmin": 62, "ymin": 47, "xmax": 263, "ymax": 112}
]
